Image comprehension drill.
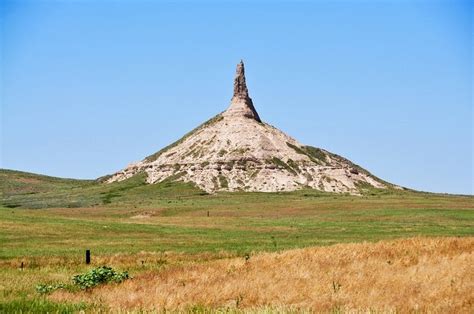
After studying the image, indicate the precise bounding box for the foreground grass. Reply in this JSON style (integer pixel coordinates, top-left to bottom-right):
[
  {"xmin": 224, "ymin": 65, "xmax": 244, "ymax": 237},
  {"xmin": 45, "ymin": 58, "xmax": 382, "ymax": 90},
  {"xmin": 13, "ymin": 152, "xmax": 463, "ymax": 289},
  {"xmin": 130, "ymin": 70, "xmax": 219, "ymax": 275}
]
[
  {"xmin": 50, "ymin": 237, "xmax": 474, "ymax": 312},
  {"xmin": 0, "ymin": 299, "xmax": 88, "ymax": 313},
  {"xmin": 0, "ymin": 169, "xmax": 473, "ymax": 311}
]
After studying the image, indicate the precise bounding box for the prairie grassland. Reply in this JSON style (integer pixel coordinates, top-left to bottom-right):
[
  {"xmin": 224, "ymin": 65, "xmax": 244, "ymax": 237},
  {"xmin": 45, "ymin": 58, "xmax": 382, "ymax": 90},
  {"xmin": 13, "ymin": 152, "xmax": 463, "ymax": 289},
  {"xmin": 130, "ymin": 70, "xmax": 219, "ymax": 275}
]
[
  {"xmin": 1, "ymin": 169, "xmax": 473, "ymax": 312},
  {"xmin": 2, "ymin": 177, "xmax": 473, "ymax": 258},
  {"xmin": 50, "ymin": 237, "xmax": 474, "ymax": 312}
]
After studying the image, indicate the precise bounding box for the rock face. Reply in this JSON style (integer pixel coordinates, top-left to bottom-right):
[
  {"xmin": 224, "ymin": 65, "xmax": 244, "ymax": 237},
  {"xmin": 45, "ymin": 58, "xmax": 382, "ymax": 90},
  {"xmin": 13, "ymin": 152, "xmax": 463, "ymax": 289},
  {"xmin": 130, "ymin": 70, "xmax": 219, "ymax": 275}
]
[{"xmin": 107, "ymin": 61, "xmax": 390, "ymax": 194}]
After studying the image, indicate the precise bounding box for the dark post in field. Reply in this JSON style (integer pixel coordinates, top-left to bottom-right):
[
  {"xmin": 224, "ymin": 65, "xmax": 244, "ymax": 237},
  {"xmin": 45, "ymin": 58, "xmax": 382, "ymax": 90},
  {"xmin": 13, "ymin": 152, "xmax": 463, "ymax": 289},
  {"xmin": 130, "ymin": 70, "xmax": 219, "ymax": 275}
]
[
  {"xmin": 85, "ymin": 250, "xmax": 91, "ymax": 264},
  {"xmin": 207, "ymin": 211, "xmax": 209, "ymax": 217}
]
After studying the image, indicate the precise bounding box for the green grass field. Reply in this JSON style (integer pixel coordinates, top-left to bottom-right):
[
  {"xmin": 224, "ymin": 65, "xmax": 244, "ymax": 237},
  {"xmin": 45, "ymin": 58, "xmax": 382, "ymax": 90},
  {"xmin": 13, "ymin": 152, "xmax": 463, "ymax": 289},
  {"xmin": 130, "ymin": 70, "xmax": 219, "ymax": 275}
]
[{"xmin": 1, "ymin": 169, "xmax": 473, "ymax": 312}]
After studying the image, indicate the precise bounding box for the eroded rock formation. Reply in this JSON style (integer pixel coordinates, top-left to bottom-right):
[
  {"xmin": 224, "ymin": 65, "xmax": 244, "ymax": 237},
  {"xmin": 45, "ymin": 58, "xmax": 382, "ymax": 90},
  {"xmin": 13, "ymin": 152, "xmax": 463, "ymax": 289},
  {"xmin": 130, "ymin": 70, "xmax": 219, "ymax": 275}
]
[{"xmin": 106, "ymin": 61, "xmax": 393, "ymax": 194}]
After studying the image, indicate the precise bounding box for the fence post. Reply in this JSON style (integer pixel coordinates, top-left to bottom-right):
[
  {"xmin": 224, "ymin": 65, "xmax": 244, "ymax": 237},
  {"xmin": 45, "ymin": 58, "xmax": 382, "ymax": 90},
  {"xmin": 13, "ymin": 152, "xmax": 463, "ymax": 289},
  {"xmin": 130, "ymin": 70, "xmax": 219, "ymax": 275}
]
[{"xmin": 85, "ymin": 250, "xmax": 91, "ymax": 264}]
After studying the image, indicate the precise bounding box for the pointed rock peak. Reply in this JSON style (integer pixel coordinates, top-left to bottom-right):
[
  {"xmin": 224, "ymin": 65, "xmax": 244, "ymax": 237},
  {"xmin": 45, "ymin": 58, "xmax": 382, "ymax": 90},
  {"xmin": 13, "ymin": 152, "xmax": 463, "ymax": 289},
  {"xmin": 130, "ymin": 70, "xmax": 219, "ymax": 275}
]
[
  {"xmin": 226, "ymin": 60, "xmax": 262, "ymax": 122},
  {"xmin": 233, "ymin": 60, "xmax": 249, "ymax": 99}
]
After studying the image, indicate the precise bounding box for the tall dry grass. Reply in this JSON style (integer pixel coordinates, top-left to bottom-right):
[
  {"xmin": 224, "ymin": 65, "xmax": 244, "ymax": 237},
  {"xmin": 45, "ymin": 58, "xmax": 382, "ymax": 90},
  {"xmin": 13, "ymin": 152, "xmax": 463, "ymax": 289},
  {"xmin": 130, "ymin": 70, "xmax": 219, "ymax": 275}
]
[{"xmin": 52, "ymin": 237, "xmax": 474, "ymax": 312}]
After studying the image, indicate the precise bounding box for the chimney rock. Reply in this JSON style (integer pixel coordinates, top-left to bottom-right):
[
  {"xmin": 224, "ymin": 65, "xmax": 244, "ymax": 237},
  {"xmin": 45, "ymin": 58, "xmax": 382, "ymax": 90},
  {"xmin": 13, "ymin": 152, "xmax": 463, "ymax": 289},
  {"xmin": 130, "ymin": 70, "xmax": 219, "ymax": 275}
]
[{"xmin": 225, "ymin": 60, "xmax": 261, "ymax": 122}]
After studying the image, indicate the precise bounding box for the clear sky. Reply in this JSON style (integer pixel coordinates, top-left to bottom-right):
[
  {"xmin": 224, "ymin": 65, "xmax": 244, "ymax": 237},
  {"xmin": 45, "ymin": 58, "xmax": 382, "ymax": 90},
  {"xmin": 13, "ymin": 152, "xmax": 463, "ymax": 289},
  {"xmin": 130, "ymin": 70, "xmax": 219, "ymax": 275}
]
[{"xmin": 1, "ymin": 0, "xmax": 472, "ymax": 195}]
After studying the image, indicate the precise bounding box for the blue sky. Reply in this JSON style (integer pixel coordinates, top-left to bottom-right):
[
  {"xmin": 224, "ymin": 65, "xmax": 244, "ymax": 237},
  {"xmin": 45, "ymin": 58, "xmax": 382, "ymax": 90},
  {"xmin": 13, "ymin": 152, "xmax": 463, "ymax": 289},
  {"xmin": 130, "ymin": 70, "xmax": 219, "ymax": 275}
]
[{"xmin": 1, "ymin": 0, "xmax": 472, "ymax": 194}]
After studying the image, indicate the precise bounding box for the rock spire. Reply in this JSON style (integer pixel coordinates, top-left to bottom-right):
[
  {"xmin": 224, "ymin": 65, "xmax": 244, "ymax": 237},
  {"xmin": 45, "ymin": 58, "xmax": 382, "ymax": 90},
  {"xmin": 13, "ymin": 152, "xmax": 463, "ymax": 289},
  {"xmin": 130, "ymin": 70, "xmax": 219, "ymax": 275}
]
[
  {"xmin": 225, "ymin": 60, "xmax": 261, "ymax": 122},
  {"xmin": 233, "ymin": 60, "xmax": 249, "ymax": 100}
]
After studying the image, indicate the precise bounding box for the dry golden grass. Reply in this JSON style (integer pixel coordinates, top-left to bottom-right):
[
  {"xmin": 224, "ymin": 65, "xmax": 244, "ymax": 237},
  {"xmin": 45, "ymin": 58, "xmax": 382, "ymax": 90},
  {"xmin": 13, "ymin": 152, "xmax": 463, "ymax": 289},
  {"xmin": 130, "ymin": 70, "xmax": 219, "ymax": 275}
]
[{"xmin": 50, "ymin": 237, "xmax": 474, "ymax": 313}]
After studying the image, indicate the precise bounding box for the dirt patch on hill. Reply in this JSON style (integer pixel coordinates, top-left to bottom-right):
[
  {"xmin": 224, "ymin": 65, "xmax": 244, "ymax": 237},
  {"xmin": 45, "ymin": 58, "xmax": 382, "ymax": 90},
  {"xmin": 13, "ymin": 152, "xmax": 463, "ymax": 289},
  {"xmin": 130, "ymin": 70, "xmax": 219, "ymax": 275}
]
[{"xmin": 51, "ymin": 237, "xmax": 474, "ymax": 312}]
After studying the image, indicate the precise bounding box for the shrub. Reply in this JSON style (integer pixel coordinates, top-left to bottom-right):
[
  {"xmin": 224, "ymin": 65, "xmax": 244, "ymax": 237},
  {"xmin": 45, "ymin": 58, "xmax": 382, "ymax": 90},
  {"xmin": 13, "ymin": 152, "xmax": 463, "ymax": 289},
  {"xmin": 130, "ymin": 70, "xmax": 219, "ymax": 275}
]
[
  {"xmin": 36, "ymin": 266, "xmax": 131, "ymax": 294},
  {"xmin": 72, "ymin": 266, "xmax": 130, "ymax": 289}
]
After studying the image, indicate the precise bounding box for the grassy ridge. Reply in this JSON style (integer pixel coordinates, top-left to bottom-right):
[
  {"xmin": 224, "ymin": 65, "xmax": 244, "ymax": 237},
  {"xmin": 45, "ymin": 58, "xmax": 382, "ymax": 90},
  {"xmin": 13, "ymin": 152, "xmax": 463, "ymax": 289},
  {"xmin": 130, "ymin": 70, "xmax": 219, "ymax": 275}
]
[{"xmin": 1, "ymin": 169, "xmax": 209, "ymax": 209}]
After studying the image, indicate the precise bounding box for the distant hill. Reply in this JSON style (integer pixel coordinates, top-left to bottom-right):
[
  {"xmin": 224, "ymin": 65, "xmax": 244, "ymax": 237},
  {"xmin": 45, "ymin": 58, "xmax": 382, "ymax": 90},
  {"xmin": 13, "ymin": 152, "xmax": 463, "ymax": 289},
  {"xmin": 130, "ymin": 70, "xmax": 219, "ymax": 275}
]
[{"xmin": 0, "ymin": 169, "xmax": 93, "ymax": 198}]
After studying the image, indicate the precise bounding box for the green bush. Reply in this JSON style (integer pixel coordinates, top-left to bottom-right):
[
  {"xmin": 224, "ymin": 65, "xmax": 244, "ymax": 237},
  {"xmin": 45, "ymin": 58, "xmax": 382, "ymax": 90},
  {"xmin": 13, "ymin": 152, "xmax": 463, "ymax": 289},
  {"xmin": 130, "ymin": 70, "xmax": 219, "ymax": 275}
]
[
  {"xmin": 72, "ymin": 266, "xmax": 130, "ymax": 289},
  {"xmin": 36, "ymin": 266, "xmax": 130, "ymax": 294}
]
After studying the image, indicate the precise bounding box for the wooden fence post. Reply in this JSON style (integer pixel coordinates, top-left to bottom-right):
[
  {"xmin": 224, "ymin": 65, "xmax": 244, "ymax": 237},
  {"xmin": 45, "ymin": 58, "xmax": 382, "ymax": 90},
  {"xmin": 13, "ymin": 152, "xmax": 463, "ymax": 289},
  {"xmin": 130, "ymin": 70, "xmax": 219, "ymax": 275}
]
[{"xmin": 86, "ymin": 250, "xmax": 91, "ymax": 264}]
